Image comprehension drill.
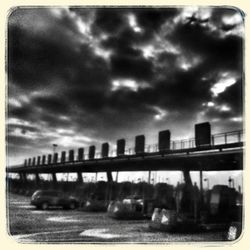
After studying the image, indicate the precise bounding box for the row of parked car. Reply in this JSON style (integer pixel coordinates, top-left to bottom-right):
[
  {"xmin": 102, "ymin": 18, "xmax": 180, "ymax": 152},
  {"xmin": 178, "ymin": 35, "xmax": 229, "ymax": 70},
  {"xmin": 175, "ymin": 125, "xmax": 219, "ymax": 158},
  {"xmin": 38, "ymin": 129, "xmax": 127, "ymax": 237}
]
[{"xmin": 26, "ymin": 180, "xmax": 243, "ymax": 241}]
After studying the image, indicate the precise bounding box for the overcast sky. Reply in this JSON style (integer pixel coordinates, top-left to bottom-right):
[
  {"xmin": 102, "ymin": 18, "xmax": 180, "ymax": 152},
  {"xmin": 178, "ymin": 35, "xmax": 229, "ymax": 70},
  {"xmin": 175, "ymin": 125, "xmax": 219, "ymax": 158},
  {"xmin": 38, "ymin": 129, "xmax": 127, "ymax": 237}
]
[{"xmin": 7, "ymin": 7, "xmax": 244, "ymax": 167}]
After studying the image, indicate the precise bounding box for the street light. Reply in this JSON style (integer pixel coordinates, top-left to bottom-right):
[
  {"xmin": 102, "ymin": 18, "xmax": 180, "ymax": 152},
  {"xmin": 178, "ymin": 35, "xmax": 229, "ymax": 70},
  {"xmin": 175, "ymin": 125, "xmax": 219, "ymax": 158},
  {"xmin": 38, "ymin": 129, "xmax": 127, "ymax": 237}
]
[
  {"xmin": 204, "ymin": 178, "xmax": 210, "ymax": 190},
  {"xmin": 228, "ymin": 177, "xmax": 235, "ymax": 188},
  {"xmin": 52, "ymin": 144, "xmax": 58, "ymax": 154}
]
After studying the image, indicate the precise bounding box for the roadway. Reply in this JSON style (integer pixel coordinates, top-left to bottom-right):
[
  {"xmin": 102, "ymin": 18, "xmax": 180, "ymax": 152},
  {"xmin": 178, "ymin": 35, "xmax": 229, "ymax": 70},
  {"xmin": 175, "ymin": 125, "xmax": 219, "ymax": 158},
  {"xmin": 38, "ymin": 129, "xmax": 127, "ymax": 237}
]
[{"xmin": 7, "ymin": 193, "xmax": 228, "ymax": 243}]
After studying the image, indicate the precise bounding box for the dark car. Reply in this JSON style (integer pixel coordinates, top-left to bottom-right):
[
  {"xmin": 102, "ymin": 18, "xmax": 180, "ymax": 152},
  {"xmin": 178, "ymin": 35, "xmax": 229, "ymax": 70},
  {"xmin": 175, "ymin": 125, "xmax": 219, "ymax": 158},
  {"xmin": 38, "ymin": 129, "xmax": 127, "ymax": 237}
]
[{"xmin": 31, "ymin": 190, "xmax": 79, "ymax": 210}]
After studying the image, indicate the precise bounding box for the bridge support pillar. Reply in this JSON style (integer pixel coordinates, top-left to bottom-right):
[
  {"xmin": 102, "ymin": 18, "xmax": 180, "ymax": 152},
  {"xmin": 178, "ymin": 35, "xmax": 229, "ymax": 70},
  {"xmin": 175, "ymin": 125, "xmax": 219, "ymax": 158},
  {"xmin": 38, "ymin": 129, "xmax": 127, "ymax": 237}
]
[
  {"xmin": 51, "ymin": 173, "xmax": 57, "ymax": 187},
  {"xmin": 20, "ymin": 173, "xmax": 27, "ymax": 184},
  {"xmin": 35, "ymin": 173, "xmax": 40, "ymax": 186},
  {"xmin": 148, "ymin": 171, "xmax": 151, "ymax": 184},
  {"xmin": 106, "ymin": 171, "xmax": 113, "ymax": 183},
  {"xmin": 183, "ymin": 169, "xmax": 192, "ymax": 186},
  {"xmin": 199, "ymin": 170, "xmax": 204, "ymax": 206},
  {"xmin": 77, "ymin": 172, "xmax": 83, "ymax": 183}
]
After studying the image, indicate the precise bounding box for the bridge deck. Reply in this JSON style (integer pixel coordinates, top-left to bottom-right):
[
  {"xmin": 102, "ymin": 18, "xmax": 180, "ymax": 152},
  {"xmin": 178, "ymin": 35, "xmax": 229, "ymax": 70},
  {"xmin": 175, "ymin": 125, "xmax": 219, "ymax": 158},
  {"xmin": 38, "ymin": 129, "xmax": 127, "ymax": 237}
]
[{"xmin": 7, "ymin": 142, "xmax": 243, "ymax": 173}]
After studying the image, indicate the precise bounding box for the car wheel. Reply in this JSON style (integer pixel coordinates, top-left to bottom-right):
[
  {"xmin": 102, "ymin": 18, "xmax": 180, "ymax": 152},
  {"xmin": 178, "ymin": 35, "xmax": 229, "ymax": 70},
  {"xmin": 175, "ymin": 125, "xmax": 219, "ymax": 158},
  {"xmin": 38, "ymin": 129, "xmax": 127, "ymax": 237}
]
[
  {"xmin": 69, "ymin": 201, "xmax": 76, "ymax": 210},
  {"xmin": 36, "ymin": 205, "xmax": 41, "ymax": 210},
  {"xmin": 41, "ymin": 202, "xmax": 49, "ymax": 210}
]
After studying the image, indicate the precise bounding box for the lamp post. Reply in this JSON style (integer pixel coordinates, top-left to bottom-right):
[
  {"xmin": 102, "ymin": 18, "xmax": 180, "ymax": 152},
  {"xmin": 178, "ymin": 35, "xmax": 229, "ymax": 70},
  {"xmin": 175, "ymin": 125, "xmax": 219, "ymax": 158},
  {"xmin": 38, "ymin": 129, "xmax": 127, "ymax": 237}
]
[
  {"xmin": 204, "ymin": 178, "xmax": 210, "ymax": 190},
  {"xmin": 52, "ymin": 144, "xmax": 58, "ymax": 154},
  {"xmin": 228, "ymin": 177, "xmax": 235, "ymax": 188}
]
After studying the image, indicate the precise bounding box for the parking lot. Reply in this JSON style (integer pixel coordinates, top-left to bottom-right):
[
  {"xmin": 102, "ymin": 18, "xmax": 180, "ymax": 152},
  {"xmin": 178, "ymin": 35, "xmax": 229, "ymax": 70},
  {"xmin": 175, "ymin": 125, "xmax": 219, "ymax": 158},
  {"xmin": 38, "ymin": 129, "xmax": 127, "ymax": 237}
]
[{"xmin": 7, "ymin": 193, "xmax": 228, "ymax": 243}]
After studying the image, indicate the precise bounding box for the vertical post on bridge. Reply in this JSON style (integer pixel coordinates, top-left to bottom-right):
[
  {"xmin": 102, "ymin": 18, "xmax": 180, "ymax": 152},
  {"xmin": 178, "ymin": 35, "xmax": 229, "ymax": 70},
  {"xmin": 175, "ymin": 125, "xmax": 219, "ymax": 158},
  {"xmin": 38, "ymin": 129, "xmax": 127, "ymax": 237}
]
[
  {"xmin": 53, "ymin": 153, "xmax": 58, "ymax": 164},
  {"xmin": 69, "ymin": 150, "xmax": 74, "ymax": 162},
  {"xmin": 61, "ymin": 151, "xmax": 66, "ymax": 163},
  {"xmin": 135, "ymin": 135, "xmax": 145, "ymax": 154},
  {"xmin": 32, "ymin": 157, "xmax": 36, "ymax": 166},
  {"xmin": 89, "ymin": 146, "xmax": 95, "ymax": 160},
  {"xmin": 78, "ymin": 148, "xmax": 84, "ymax": 161},
  {"xmin": 42, "ymin": 155, "xmax": 46, "ymax": 165},
  {"xmin": 37, "ymin": 156, "xmax": 41, "ymax": 166},
  {"xmin": 195, "ymin": 122, "xmax": 211, "ymax": 147},
  {"xmin": 48, "ymin": 154, "xmax": 52, "ymax": 165}
]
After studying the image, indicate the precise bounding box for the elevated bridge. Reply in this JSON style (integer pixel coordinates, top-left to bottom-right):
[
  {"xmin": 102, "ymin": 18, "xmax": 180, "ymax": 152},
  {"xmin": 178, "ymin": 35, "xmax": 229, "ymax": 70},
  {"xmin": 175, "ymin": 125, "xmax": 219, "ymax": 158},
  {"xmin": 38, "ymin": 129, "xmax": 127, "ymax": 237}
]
[{"xmin": 7, "ymin": 122, "xmax": 243, "ymax": 186}]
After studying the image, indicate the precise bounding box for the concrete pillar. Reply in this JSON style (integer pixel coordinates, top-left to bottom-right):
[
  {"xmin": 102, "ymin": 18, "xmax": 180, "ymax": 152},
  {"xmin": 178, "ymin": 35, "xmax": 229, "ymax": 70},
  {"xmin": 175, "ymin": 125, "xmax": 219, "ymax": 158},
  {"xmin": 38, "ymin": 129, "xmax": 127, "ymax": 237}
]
[
  {"xmin": 148, "ymin": 171, "xmax": 151, "ymax": 184},
  {"xmin": 102, "ymin": 143, "xmax": 109, "ymax": 158},
  {"xmin": 117, "ymin": 139, "xmax": 125, "ymax": 156},
  {"xmin": 195, "ymin": 122, "xmax": 211, "ymax": 147},
  {"xmin": 51, "ymin": 173, "xmax": 57, "ymax": 186},
  {"xmin": 35, "ymin": 173, "xmax": 40, "ymax": 185},
  {"xmin": 53, "ymin": 153, "xmax": 58, "ymax": 164},
  {"xmin": 69, "ymin": 150, "xmax": 74, "ymax": 162},
  {"xmin": 61, "ymin": 151, "xmax": 66, "ymax": 163},
  {"xmin": 42, "ymin": 155, "xmax": 46, "ymax": 165},
  {"xmin": 24, "ymin": 159, "xmax": 27, "ymax": 167},
  {"xmin": 183, "ymin": 169, "xmax": 192, "ymax": 186},
  {"xmin": 135, "ymin": 135, "xmax": 145, "ymax": 154},
  {"xmin": 78, "ymin": 148, "xmax": 84, "ymax": 161},
  {"xmin": 32, "ymin": 157, "xmax": 36, "ymax": 166},
  {"xmin": 89, "ymin": 146, "xmax": 95, "ymax": 159},
  {"xmin": 48, "ymin": 154, "xmax": 52, "ymax": 164},
  {"xmin": 158, "ymin": 130, "xmax": 171, "ymax": 151},
  {"xmin": 106, "ymin": 171, "xmax": 113, "ymax": 183},
  {"xmin": 28, "ymin": 158, "xmax": 31, "ymax": 166},
  {"xmin": 37, "ymin": 156, "xmax": 41, "ymax": 166},
  {"xmin": 20, "ymin": 172, "xmax": 27, "ymax": 183},
  {"xmin": 199, "ymin": 170, "xmax": 204, "ymax": 207},
  {"xmin": 77, "ymin": 172, "xmax": 83, "ymax": 183}
]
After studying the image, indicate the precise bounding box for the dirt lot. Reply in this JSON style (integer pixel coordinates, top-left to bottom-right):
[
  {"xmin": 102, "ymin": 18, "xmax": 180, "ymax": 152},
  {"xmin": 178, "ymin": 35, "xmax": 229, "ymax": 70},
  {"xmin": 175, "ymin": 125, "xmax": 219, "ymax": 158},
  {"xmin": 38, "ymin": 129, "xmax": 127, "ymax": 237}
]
[{"xmin": 6, "ymin": 193, "xmax": 228, "ymax": 243}]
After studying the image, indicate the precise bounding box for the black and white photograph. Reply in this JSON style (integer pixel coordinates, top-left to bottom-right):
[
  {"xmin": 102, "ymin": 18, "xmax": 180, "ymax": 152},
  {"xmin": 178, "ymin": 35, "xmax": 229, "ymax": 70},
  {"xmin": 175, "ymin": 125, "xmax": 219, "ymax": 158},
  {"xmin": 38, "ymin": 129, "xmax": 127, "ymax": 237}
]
[{"xmin": 6, "ymin": 6, "xmax": 244, "ymax": 243}]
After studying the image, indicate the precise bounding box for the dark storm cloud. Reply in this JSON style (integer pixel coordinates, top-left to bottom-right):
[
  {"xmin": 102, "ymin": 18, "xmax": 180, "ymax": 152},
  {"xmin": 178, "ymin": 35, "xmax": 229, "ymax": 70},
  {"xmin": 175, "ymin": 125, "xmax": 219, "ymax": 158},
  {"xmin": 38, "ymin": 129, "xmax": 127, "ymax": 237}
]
[
  {"xmin": 168, "ymin": 17, "xmax": 243, "ymax": 73},
  {"xmin": 92, "ymin": 8, "xmax": 128, "ymax": 34},
  {"xmin": 110, "ymin": 54, "xmax": 154, "ymax": 81},
  {"xmin": 8, "ymin": 8, "xmax": 85, "ymax": 90},
  {"xmin": 8, "ymin": 104, "xmax": 33, "ymax": 120},
  {"xmin": 32, "ymin": 95, "xmax": 71, "ymax": 114}
]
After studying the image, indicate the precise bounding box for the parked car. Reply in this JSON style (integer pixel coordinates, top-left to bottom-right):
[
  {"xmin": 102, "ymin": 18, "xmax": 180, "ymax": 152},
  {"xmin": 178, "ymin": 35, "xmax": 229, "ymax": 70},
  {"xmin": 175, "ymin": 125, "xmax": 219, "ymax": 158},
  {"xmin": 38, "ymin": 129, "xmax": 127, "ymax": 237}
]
[{"xmin": 31, "ymin": 190, "xmax": 79, "ymax": 210}]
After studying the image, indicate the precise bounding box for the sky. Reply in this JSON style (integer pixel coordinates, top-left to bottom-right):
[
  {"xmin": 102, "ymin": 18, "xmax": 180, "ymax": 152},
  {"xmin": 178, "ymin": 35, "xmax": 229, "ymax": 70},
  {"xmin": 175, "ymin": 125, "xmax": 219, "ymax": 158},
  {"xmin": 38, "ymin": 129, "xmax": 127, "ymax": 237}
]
[{"xmin": 7, "ymin": 7, "xmax": 244, "ymax": 186}]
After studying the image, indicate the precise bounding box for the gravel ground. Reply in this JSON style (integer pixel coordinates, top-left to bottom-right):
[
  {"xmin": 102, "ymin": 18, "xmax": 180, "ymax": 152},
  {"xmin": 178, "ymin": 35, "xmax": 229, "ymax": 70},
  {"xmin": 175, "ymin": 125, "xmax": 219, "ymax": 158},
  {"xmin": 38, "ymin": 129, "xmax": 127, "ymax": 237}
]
[{"xmin": 6, "ymin": 193, "xmax": 228, "ymax": 243}]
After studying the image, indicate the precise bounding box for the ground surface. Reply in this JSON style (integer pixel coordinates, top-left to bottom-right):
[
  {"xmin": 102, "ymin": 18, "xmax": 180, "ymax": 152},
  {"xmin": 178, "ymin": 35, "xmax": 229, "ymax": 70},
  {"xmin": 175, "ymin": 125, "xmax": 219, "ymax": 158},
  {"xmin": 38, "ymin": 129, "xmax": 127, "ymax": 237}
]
[{"xmin": 7, "ymin": 193, "xmax": 228, "ymax": 243}]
